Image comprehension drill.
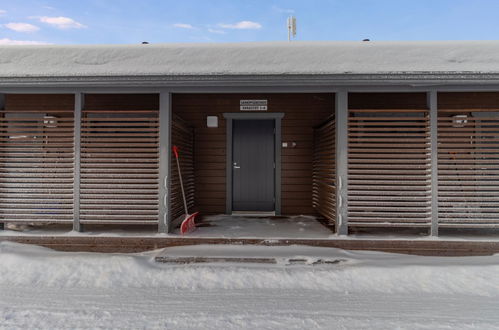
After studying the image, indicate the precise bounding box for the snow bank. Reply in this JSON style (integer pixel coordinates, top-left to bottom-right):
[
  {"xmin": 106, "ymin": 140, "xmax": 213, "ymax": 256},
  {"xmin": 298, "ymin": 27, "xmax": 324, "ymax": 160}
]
[
  {"xmin": 1, "ymin": 242, "xmax": 498, "ymax": 297},
  {"xmin": 0, "ymin": 41, "xmax": 499, "ymax": 77}
]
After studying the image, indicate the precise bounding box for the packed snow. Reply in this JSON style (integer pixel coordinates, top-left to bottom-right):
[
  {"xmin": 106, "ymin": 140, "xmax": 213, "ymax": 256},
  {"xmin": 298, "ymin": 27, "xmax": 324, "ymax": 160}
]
[
  {"xmin": 0, "ymin": 215, "xmax": 331, "ymax": 239},
  {"xmin": 0, "ymin": 41, "xmax": 499, "ymax": 78},
  {"xmin": 1, "ymin": 242, "xmax": 499, "ymax": 329},
  {"xmin": 175, "ymin": 214, "xmax": 332, "ymax": 238},
  {"xmin": 2, "ymin": 215, "xmax": 499, "ymax": 242}
]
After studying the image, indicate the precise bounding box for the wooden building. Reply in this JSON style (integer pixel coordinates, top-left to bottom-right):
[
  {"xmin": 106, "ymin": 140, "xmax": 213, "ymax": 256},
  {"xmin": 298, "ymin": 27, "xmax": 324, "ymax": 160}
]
[{"xmin": 1, "ymin": 41, "xmax": 499, "ymax": 238}]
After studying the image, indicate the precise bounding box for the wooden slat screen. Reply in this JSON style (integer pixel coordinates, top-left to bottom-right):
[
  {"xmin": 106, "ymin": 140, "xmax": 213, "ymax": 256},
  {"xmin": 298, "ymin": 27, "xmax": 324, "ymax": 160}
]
[
  {"xmin": 348, "ymin": 109, "xmax": 432, "ymax": 227},
  {"xmin": 171, "ymin": 115, "xmax": 195, "ymax": 221},
  {"xmin": 438, "ymin": 109, "xmax": 499, "ymax": 228},
  {"xmin": 80, "ymin": 109, "xmax": 159, "ymax": 224},
  {"xmin": 0, "ymin": 109, "xmax": 74, "ymax": 223},
  {"xmin": 312, "ymin": 117, "xmax": 336, "ymax": 224}
]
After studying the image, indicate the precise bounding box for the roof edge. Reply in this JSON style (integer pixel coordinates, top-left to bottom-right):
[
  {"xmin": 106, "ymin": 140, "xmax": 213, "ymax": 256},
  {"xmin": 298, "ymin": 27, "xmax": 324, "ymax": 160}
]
[{"xmin": 1, "ymin": 73, "xmax": 499, "ymax": 88}]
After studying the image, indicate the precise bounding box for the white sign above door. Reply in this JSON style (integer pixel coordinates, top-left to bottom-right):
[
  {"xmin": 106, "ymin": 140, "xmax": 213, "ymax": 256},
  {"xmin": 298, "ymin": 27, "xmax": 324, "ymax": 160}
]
[{"xmin": 240, "ymin": 99, "xmax": 268, "ymax": 111}]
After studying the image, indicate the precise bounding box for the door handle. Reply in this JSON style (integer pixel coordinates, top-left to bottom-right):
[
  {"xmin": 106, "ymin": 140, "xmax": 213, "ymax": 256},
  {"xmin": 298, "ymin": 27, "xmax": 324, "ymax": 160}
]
[{"xmin": 233, "ymin": 162, "xmax": 241, "ymax": 169}]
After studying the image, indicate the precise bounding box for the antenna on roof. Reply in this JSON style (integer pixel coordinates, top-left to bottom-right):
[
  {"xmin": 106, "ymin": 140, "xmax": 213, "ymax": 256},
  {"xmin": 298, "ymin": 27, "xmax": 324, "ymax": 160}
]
[{"xmin": 287, "ymin": 16, "xmax": 296, "ymax": 41}]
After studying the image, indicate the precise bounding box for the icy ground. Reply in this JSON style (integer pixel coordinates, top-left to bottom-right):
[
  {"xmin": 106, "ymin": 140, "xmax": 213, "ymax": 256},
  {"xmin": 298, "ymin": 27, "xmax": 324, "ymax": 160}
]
[{"xmin": 1, "ymin": 242, "xmax": 499, "ymax": 329}]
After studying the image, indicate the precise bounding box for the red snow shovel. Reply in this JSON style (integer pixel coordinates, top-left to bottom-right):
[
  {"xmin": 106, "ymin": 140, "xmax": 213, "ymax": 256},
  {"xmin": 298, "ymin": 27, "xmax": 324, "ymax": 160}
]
[{"xmin": 172, "ymin": 145, "xmax": 198, "ymax": 234}]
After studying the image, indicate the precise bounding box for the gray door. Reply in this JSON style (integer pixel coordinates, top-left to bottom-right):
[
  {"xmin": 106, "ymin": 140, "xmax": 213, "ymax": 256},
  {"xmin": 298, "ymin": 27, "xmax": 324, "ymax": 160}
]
[{"xmin": 232, "ymin": 119, "xmax": 275, "ymax": 211}]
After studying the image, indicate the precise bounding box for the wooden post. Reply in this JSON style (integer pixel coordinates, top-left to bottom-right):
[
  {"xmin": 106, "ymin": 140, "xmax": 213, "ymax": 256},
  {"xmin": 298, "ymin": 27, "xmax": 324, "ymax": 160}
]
[
  {"xmin": 335, "ymin": 90, "xmax": 349, "ymax": 235},
  {"xmin": 159, "ymin": 91, "xmax": 171, "ymax": 233},
  {"xmin": 428, "ymin": 91, "xmax": 439, "ymax": 236},
  {"xmin": 73, "ymin": 92, "xmax": 83, "ymax": 232}
]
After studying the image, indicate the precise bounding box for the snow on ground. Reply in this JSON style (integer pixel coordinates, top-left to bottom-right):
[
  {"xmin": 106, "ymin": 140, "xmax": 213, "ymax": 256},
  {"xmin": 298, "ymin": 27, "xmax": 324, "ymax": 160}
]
[
  {"xmin": 3, "ymin": 215, "xmax": 499, "ymax": 241},
  {"xmin": 0, "ymin": 215, "xmax": 332, "ymax": 239},
  {"xmin": 174, "ymin": 215, "xmax": 332, "ymax": 238},
  {"xmin": 1, "ymin": 242, "xmax": 499, "ymax": 329}
]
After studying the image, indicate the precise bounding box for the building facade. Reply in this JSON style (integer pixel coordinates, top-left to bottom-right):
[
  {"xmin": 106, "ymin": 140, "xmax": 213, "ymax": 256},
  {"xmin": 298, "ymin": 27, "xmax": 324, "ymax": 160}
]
[{"xmin": 1, "ymin": 41, "xmax": 499, "ymax": 236}]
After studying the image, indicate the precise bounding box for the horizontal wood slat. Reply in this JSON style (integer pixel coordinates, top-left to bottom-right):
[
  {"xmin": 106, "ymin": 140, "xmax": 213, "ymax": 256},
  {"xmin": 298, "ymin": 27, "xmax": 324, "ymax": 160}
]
[
  {"xmin": 80, "ymin": 109, "xmax": 159, "ymax": 224},
  {"xmin": 438, "ymin": 109, "xmax": 499, "ymax": 227},
  {"xmin": 171, "ymin": 115, "xmax": 195, "ymax": 220},
  {"xmin": 0, "ymin": 108, "xmax": 74, "ymax": 223},
  {"xmin": 348, "ymin": 109, "xmax": 432, "ymax": 228},
  {"xmin": 313, "ymin": 118, "xmax": 336, "ymax": 225}
]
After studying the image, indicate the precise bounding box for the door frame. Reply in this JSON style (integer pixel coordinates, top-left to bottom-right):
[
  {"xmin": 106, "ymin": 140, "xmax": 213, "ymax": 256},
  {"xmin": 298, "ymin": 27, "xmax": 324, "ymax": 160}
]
[{"xmin": 223, "ymin": 113, "xmax": 284, "ymax": 215}]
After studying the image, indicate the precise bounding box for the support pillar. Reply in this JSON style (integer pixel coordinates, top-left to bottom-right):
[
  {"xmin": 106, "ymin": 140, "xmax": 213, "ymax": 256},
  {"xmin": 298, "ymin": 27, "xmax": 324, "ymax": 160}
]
[
  {"xmin": 335, "ymin": 90, "xmax": 349, "ymax": 235},
  {"xmin": 158, "ymin": 91, "xmax": 172, "ymax": 233},
  {"xmin": 73, "ymin": 92, "xmax": 83, "ymax": 232},
  {"xmin": 428, "ymin": 90, "xmax": 439, "ymax": 236},
  {"xmin": 0, "ymin": 95, "xmax": 3, "ymax": 230}
]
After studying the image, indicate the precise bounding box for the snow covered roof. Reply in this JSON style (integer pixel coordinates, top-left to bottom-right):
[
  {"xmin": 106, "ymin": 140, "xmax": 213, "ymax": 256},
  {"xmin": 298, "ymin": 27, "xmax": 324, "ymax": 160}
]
[{"xmin": 0, "ymin": 41, "xmax": 498, "ymax": 79}]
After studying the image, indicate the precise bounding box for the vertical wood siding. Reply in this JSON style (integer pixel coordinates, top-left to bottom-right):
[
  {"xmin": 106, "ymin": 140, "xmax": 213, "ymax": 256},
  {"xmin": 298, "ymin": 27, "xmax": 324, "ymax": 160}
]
[
  {"xmin": 313, "ymin": 117, "xmax": 336, "ymax": 224},
  {"xmin": 171, "ymin": 114, "xmax": 195, "ymax": 220},
  {"xmin": 172, "ymin": 93, "xmax": 333, "ymax": 215},
  {"xmin": 1, "ymin": 94, "xmax": 75, "ymax": 223}
]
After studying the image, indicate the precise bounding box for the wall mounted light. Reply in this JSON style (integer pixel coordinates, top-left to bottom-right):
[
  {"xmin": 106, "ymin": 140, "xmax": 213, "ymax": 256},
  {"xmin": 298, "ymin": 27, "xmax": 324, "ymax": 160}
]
[
  {"xmin": 452, "ymin": 114, "xmax": 468, "ymax": 128},
  {"xmin": 207, "ymin": 116, "xmax": 218, "ymax": 128},
  {"xmin": 43, "ymin": 115, "xmax": 58, "ymax": 128},
  {"xmin": 282, "ymin": 141, "xmax": 297, "ymax": 148}
]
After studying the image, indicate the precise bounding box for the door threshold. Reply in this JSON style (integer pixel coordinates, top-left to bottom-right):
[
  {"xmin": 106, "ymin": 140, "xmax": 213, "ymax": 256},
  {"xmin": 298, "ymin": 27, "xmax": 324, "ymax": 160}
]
[{"xmin": 231, "ymin": 211, "xmax": 276, "ymax": 217}]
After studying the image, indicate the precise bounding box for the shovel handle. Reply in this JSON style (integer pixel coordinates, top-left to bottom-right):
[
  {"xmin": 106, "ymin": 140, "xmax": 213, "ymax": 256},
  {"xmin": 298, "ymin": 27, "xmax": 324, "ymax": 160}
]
[{"xmin": 172, "ymin": 144, "xmax": 188, "ymax": 215}]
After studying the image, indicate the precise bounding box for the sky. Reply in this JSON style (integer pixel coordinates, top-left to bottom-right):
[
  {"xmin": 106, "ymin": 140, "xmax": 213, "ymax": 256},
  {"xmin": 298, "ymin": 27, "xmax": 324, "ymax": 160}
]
[{"xmin": 1, "ymin": 0, "xmax": 499, "ymax": 45}]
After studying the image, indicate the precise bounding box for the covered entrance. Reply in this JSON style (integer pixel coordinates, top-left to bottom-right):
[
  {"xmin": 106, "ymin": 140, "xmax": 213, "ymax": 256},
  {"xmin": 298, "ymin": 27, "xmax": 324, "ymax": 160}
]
[{"xmin": 171, "ymin": 93, "xmax": 333, "ymax": 225}]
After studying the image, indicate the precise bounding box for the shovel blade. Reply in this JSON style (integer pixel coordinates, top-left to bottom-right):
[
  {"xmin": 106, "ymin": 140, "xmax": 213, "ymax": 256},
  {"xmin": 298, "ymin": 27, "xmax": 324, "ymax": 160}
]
[{"xmin": 180, "ymin": 212, "xmax": 199, "ymax": 235}]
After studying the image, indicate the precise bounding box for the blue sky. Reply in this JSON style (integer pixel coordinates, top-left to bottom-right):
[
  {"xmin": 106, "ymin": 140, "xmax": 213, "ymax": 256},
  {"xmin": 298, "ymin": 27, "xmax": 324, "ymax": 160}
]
[{"xmin": 1, "ymin": 0, "xmax": 499, "ymax": 45}]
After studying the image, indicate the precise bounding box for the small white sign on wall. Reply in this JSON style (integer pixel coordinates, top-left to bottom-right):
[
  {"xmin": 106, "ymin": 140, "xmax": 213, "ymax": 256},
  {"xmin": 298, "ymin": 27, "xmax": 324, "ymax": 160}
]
[{"xmin": 240, "ymin": 99, "xmax": 268, "ymax": 111}]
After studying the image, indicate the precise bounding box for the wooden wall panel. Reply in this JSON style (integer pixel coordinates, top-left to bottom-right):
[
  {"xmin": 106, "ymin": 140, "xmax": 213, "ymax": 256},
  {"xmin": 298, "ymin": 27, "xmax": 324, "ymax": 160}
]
[
  {"xmin": 349, "ymin": 93, "xmax": 427, "ymax": 110},
  {"xmin": 171, "ymin": 114, "xmax": 195, "ymax": 221},
  {"xmin": 313, "ymin": 117, "xmax": 336, "ymax": 224},
  {"xmin": 173, "ymin": 93, "xmax": 334, "ymax": 215},
  {"xmin": 1, "ymin": 94, "xmax": 75, "ymax": 223},
  {"xmin": 438, "ymin": 92, "xmax": 499, "ymax": 109},
  {"xmin": 348, "ymin": 108, "xmax": 432, "ymax": 228},
  {"xmin": 79, "ymin": 94, "xmax": 159, "ymax": 224},
  {"xmin": 438, "ymin": 104, "xmax": 499, "ymax": 228},
  {"xmin": 438, "ymin": 92, "xmax": 499, "ymax": 227},
  {"xmin": 5, "ymin": 94, "xmax": 74, "ymax": 110},
  {"xmin": 84, "ymin": 94, "xmax": 159, "ymax": 111}
]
